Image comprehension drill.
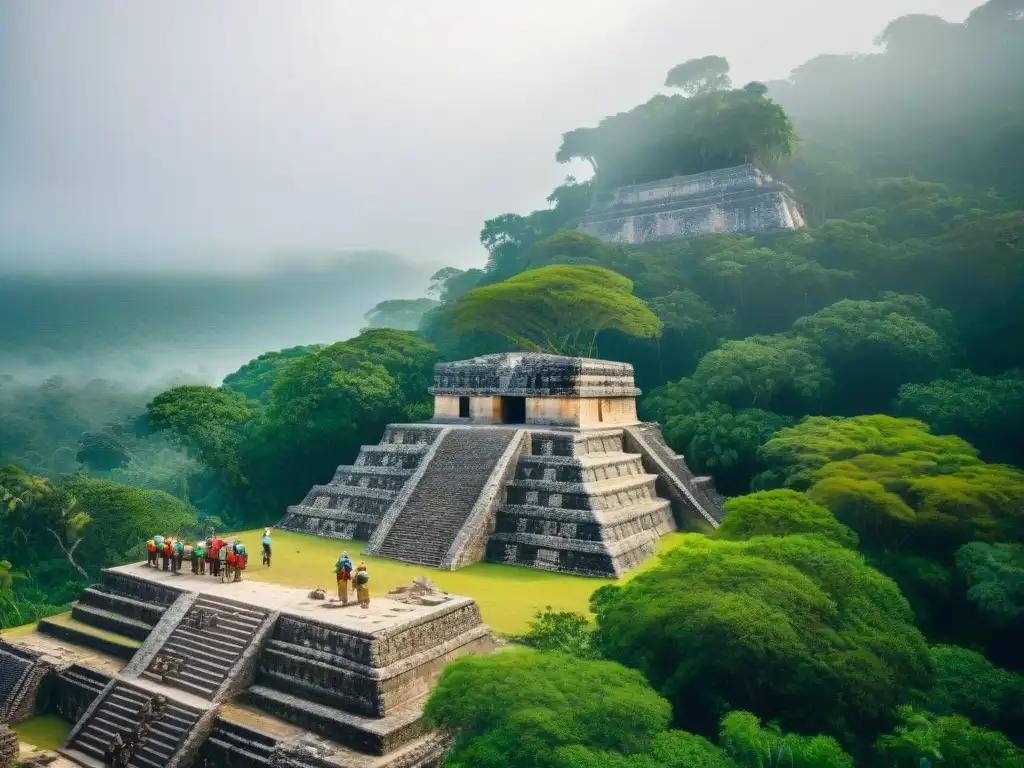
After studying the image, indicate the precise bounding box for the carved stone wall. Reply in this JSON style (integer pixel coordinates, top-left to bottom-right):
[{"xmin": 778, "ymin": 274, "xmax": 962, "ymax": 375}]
[{"xmin": 576, "ymin": 164, "xmax": 805, "ymax": 244}]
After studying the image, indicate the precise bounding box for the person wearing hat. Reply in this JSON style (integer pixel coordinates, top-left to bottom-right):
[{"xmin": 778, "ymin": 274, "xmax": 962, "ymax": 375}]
[
  {"xmin": 354, "ymin": 562, "xmax": 370, "ymax": 609},
  {"xmin": 335, "ymin": 551, "xmax": 354, "ymax": 605},
  {"xmin": 146, "ymin": 538, "xmax": 158, "ymax": 568}
]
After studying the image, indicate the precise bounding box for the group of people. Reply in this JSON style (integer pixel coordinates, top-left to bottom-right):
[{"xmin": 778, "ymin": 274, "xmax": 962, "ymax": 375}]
[
  {"xmin": 334, "ymin": 551, "xmax": 371, "ymax": 608},
  {"xmin": 144, "ymin": 529, "xmax": 274, "ymax": 583}
]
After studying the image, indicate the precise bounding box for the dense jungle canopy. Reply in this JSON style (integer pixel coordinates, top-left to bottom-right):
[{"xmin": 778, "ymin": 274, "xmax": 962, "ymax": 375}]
[{"xmin": 2, "ymin": 2, "xmax": 1023, "ymax": 764}]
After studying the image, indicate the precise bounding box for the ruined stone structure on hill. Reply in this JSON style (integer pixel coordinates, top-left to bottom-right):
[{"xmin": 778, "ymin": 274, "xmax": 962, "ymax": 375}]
[
  {"xmin": 1, "ymin": 566, "xmax": 494, "ymax": 767},
  {"xmin": 575, "ymin": 163, "xmax": 805, "ymax": 244},
  {"xmin": 280, "ymin": 353, "xmax": 724, "ymax": 578}
]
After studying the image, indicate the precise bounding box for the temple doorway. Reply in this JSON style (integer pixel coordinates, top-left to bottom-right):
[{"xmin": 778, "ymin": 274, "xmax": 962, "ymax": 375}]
[{"xmin": 500, "ymin": 397, "xmax": 526, "ymax": 424}]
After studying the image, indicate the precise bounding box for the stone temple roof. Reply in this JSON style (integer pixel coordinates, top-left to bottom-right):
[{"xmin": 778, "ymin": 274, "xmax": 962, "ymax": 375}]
[{"xmin": 429, "ymin": 353, "xmax": 641, "ymax": 398}]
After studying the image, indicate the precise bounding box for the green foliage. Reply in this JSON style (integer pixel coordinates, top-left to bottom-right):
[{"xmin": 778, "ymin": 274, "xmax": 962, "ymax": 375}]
[
  {"xmin": 956, "ymin": 542, "xmax": 1024, "ymax": 624},
  {"xmin": 690, "ymin": 335, "xmax": 829, "ymax": 412},
  {"xmin": 715, "ymin": 490, "xmax": 859, "ymax": 548},
  {"xmin": 556, "ymin": 85, "xmax": 796, "ymax": 187},
  {"xmin": 665, "ymin": 56, "xmax": 732, "ymax": 96},
  {"xmin": 876, "ymin": 706, "xmax": 1024, "ymax": 767},
  {"xmin": 61, "ymin": 475, "xmax": 201, "ymax": 568},
  {"xmin": 755, "ymin": 414, "xmax": 978, "ymax": 490},
  {"xmin": 660, "ymin": 404, "xmax": 792, "ymax": 495},
  {"xmin": 926, "ymin": 645, "xmax": 1024, "ymax": 739},
  {"xmin": 719, "ymin": 711, "xmax": 853, "ymax": 768},
  {"xmin": 592, "ymin": 534, "xmax": 931, "ymax": 748},
  {"xmin": 423, "ymin": 649, "xmax": 673, "ymax": 768},
  {"xmin": 514, "ymin": 608, "xmax": 597, "ymax": 659},
  {"xmin": 76, "ymin": 431, "xmax": 130, "ymax": 472},
  {"xmin": 756, "ymin": 415, "xmax": 1024, "ymax": 553},
  {"xmin": 899, "ymin": 370, "xmax": 1024, "ymax": 465},
  {"xmin": 792, "ymin": 293, "xmax": 954, "ymax": 413},
  {"xmin": 221, "ymin": 345, "xmax": 323, "ymax": 402},
  {"xmin": 446, "ymin": 265, "xmax": 661, "ymax": 356},
  {"xmin": 147, "ymin": 385, "xmax": 255, "ymax": 487},
  {"xmin": 363, "ymin": 298, "xmax": 440, "ymax": 331},
  {"xmin": 146, "ymin": 329, "xmax": 438, "ymax": 525}
]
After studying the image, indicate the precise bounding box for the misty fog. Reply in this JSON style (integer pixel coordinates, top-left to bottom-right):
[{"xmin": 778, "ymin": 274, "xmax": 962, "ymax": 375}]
[{"xmin": 0, "ymin": 0, "xmax": 981, "ymax": 385}]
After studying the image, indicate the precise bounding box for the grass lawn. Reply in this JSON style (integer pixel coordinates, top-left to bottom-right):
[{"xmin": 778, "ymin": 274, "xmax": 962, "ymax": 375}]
[
  {"xmin": 12, "ymin": 714, "xmax": 72, "ymax": 750},
  {"xmin": 229, "ymin": 528, "xmax": 689, "ymax": 635}
]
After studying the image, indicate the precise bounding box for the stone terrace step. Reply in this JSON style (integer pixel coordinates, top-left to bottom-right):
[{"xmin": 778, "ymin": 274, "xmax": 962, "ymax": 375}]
[
  {"xmin": 331, "ymin": 465, "xmax": 415, "ymax": 491},
  {"xmin": 380, "ymin": 424, "xmax": 445, "ymax": 445},
  {"xmin": 59, "ymin": 664, "xmax": 111, "ymax": 696},
  {"xmin": 505, "ymin": 473, "xmax": 659, "ymax": 511},
  {"xmin": 498, "ymin": 498, "xmax": 673, "ymax": 530},
  {"xmin": 79, "ymin": 586, "xmax": 166, "ymax": 627},
  {"xmin": 38, "ymin": 617, "xmax": 141, "ymax": 660},
  {"xmin": 143, "ymin": 594, "xmax": 269, "ymax": 700},
  {"xmin": 70, "ymin": 681, "xmax": 202, "ymax": 768},
  {"xmin": 355, "ymin": 444, "xmax": 430, "ymax": 470},
  {"xmin": 71, "ymin": 602, "xmax": 154, "ymax": 642},
  {"xmin": 515, "ymin": 452, "xmax": 646, "ymax": 484},
  {"xmin": 373, "ymin": 428, "xmax": 518, "ymax": 567},
  {"xmin": 198, "ymin": 718, "xmax": 277, "ymax": 768},
  {"xmin": 301, "ymin": 484, "xmax": 397, "ymax": 505},
  {"xmin": 246, "ymin": 685, "xmax": 424, "ymax": 756},
  {"xmin": 528, "ymin": 429, "xmax": 625, "ymax": 458}
]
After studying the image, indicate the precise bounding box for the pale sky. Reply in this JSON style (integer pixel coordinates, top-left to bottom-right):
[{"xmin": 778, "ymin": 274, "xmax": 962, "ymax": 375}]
[{"xmin": 0, "ymin": 0, "xmax": 980, "ymax": 272}]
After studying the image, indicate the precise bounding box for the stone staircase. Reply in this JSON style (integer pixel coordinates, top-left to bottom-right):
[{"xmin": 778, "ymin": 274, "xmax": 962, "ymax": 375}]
[
  {"xmin": 141, "ymin": 594, "xmax": 269, "ymax": 700},
  {"xmin": 53, "ymin": 664, "xmax": 110, "ymax": 723},
  {"xmin": 370, "ymin": 427, "xmax": 518, "ymax": 567},
  {"xmin": 278, "ymin": 424, "xmax": 444, "ymax": 540},
  {"xmin": 197, "ymin": 718, "xmax": 277, "ymax": 767},
  {"xmin": 39, "ymin": 576, "xmax": 176, "ymax": 661},
  {"xmin": 623, "ymin": 423, "xmax": 723, "ymax": 530},
  {"xmin": 486, "ymin": 429, "xmax": 677, "ymax": 577},
  {"xmin": 67, "ymin": 681, "xmax": 202, "ymax": 768}
]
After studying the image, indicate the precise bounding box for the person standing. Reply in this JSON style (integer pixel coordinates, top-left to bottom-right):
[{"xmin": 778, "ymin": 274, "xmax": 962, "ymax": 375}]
[
  {"xmin": 262, "ymin": 529, "xmax": 272, "ymax": 567},
  {"xmin": 233, "ymin": 543, "xmax": 247, "ymax": 582},
  {"xmin": 224, "ymin": 544, "xmax": 236, "ymax": 583},
  {"xmin": 162, "ymin": 538, "xmax": 173, "ymax": 572},
  {"xmin": 210, "ymin": 538, "xmax": 223, "ymax": 578},
  {"xmin": 184, "ymin": 541, "xmax": 195, "ymax": 574},
  {"xmin": 335, "ymin": 551, "xmax": 354, "ymax": 605},
  {"xmin": 194, "ymin": 539, "xmax": 207, "ymax": 575},
  {"xmin": 146, "ymin": 538, "xmax": 157, "ymax": 567},
  {"xmin": 173, "ymin": 538, "xmax": 184, "ymax": 573},
  {"xmin": 354, "ymin": 563, "xmax": 370, "ymax": 609}
]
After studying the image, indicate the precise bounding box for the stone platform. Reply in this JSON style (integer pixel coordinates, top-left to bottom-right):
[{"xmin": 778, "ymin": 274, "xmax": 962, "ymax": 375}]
[
  {"xmin": 2, "ymin": 565, "xmax": 495, "ymax": 768},
  {"xmin": 280, "ymin": 354, "xmax": 725, "ymax": 578}
]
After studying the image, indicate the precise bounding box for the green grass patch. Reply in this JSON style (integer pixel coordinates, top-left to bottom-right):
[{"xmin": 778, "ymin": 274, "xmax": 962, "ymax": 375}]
[
  {"xmin": 228, "ymin": 528, "xmax": 690, "ymax": 635},
  {"xmin": 12, "ymin": 714, "xmax": 73, "ymax": 750}
]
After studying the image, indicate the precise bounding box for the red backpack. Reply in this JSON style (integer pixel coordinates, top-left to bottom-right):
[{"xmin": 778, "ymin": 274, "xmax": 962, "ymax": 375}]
[{"xmin": 226, "ymin": 549, "xmax": 237, "ymax": 566}]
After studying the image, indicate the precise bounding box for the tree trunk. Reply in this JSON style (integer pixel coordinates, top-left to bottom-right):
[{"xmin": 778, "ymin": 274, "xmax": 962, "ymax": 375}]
[{"xmin": 47, "ymin": 529, "xmax": 88, "ymax": 579}]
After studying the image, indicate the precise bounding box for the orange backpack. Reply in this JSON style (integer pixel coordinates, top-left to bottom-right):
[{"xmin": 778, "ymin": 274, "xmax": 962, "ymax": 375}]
[{"xmin": 226, "ymin": 549, "xmax": 237, "ymax": 566}]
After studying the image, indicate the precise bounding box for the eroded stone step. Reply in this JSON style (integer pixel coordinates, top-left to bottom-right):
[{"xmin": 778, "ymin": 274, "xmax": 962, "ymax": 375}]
[
  {"xmin": 246, "ymin": 684, "xmax": 424, "ymax": 756},
  {"xmin": 505, "ymin": 473, "xmax": 659, "ymax": 510},
  {"xmin": 79, "ymin": 586, "xmax": 166, "ymax": 626},
  {"xmin": 515, "ymin": 452, "xmax": 645, "ymax": 483},
  {"xmin": 37, "ymin": 617, "xmax": 140, "ymax": 660},
  {"xmin": 71, "ymin": 602, "xmax": 154, "ymax": 641}
]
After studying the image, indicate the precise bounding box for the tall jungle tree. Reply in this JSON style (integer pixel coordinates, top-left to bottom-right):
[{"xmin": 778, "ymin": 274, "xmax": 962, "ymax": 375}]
[{"xmin": 445, "ymin": 265, "xmax": 661, "ymax": 356}]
